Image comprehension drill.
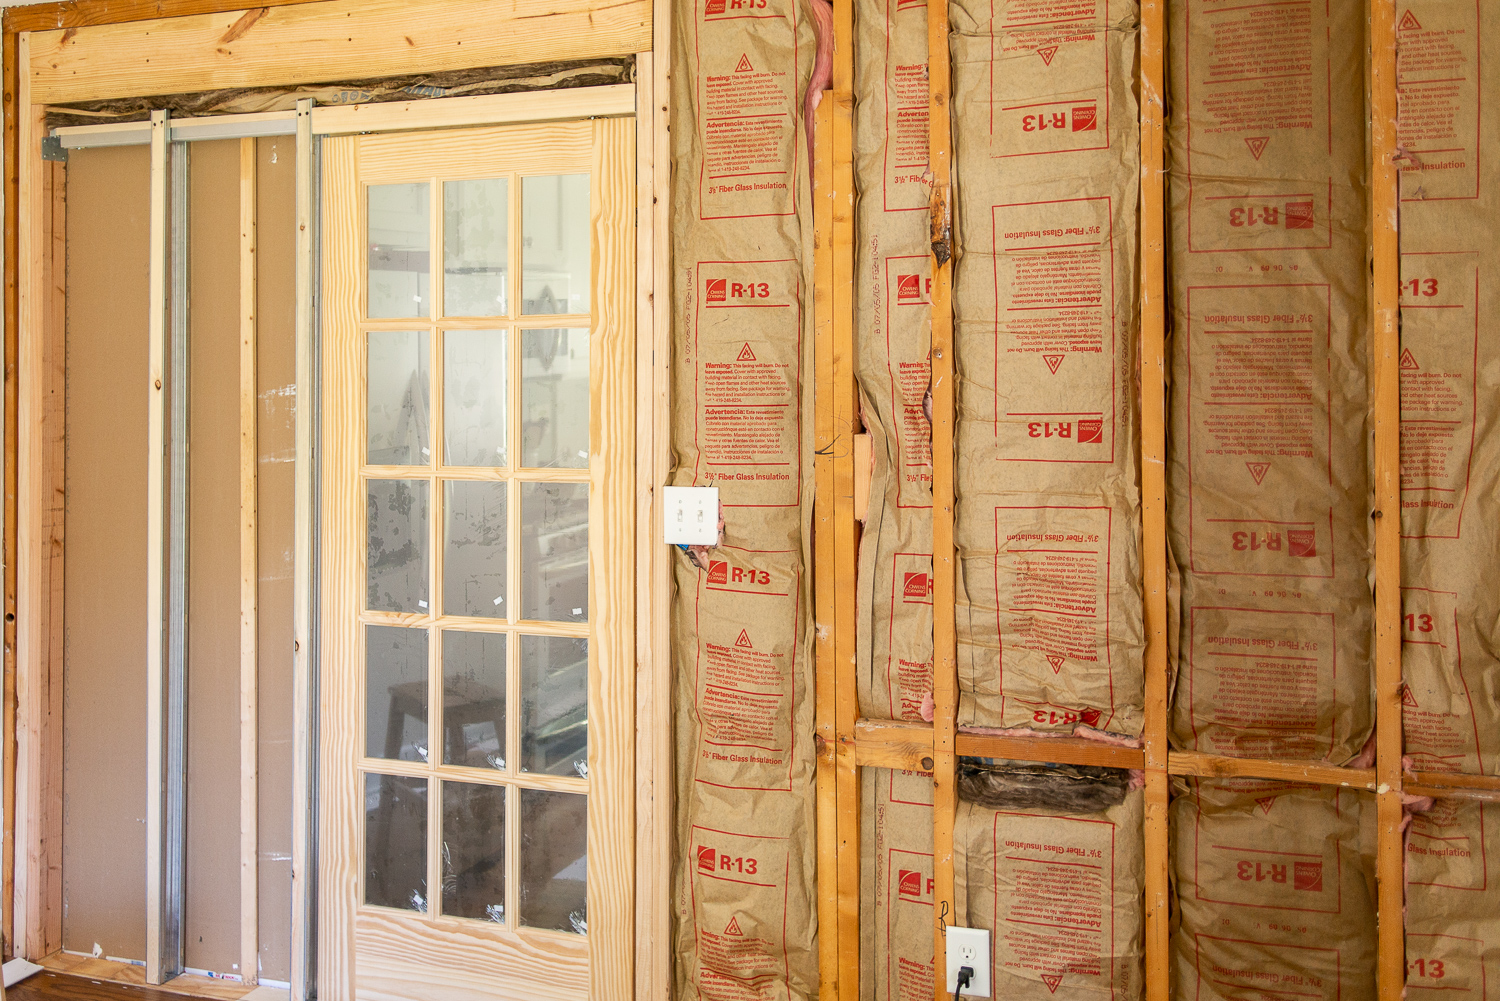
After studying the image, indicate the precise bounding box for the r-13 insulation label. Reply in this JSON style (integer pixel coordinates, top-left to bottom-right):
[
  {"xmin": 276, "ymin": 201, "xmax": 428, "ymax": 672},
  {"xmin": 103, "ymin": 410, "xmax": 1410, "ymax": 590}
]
[
  {"xmin": 1184, "ymin": 283, "xmax": 1336, "ymax": 579},
  {"xmin": 694, "ymin": 0, "xmax": 802, "ymax": 220},
  {"xmin": 1397, "ymin": 1, "xmax": 1481, "ymax": 202},
  {"xmin": 1398, "ymin": 254, "xmax": 1481, "ymax": 540},
  {"xmin": 1400, "ymin": 587, "xmax": 1482, "ymax": 775},
  {"xmin": 690, "ymin": 259, "xmax": 804, "ymax": 508},
  {"xmin": 986, "ymin": 0, "xmax": 1114, "ymax": 158},
  {"xmin": 1186, "ymin": 605, "xmax": 1335, "ymax": 759},
  {"xmin": 689, "ymin": 825, "xmax": 794, "ymax": 1001},
  {"xmin": 691, "ymin": 550, "xmax": 801, "ymax": 792},
  {"xmin": 990, "ymin": 197, "xmax": 1117, "ymax": 464},
  {"xmin": 1182, "ymin": 0, "xmax": 1337, "ymax": 253}
]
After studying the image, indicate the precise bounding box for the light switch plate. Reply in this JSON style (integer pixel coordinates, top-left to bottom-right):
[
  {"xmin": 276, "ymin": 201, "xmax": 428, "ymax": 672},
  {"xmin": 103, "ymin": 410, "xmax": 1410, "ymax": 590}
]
[
  {"xmin": 663, "ymin": 486, "xmax": 720, "ymax": 545},
  {"xmin": 945, "ymin": 926, "xmax": 991, "ymax": 997}
]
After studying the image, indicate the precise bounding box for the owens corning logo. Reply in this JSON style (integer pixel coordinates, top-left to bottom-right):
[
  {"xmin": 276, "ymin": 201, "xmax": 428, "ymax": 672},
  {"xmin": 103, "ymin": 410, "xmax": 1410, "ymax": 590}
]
[
  {"xmin": 896, "ymin": 274, "xmax": 924, "ymax": 301},
  {"xmin": 1285, "ymin": 200, "xmax": 1315, "ymax": 230},
  {"xmin": 707, "ymin": 278, "xmax": 728, "ymax": 302},
  {"xmin": 697, "ymin": 845, "xmax": 718, "ymax": 872},
  {"xmin": 1287, "ymin": 529, "xmax": 1316, "ymax": 558},
  {"xmin": 1071, "ymin": 104, "xmax": 1097, "ymax": 132},
  {"xmin": 902, "ymin": 571, "xmax": 932, "ymax": 602},
  {"xmin": 707, "ymin": 560, "xmax": 729, "ymax": 584},
  {"xmin": 896, "ymin": 869, "xmax": 932, "ymax": 901},
  {"xmin": 1294, "ymin": 861, "xmax": 1323, "ymax": 892},
  {"xmin": 1076, "ymin": 418, "xmax": 1103, "ymax": 445},
  {"xmin": 704, "ymin": 0, "xmax": 726, "ymax": 13}
]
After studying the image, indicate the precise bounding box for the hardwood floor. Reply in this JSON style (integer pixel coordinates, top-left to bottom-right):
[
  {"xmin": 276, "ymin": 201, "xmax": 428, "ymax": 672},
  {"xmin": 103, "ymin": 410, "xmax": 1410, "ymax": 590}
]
[{"xmin": 12, "ymin": 959, "xmax": 291, "ymax": 1001}]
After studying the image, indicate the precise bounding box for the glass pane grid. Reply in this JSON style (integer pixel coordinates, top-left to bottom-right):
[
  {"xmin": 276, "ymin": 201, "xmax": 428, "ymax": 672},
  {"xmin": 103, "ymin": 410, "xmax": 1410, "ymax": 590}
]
[{"xmin": 360, "ymin": 169, "xmax": 594, "ymax": 937}]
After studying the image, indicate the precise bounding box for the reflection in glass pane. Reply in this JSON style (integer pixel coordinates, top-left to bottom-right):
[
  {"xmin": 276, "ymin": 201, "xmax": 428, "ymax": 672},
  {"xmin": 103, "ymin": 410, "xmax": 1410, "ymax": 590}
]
[
  {"xmin": 521, "ymin": 329, "xmax": 589, "ymax": 469},
  {"xmin": 367, "ymin": 479, "xmax": 429, "ymax": 613},
  {"xmin": 520, "ymin": 635, "xmax": 587, "ymax": 777},
  {"xmin": 365, "ymin": 773, "xmax": 429, "ymax": 912},
  {"xmin": 444, "ymin": 330, "xmax": 508, "ymax": 467},
  {"xmin": 520, "ymin": 483, "xmax": 588, "ymax": 623},
  {"xmin": 444, "ymin": 178, "xmax": 509, "ymax": 317},
  {"xmin": 443, "ymin": 480, "xmax": 508, "ymax": 618},
  {"xmin": 442, "ymin": 631, "xmax": 507, "ymax": 769},
  {"xmin": 368, "ymin": 183, "xmax": 431, "ymax": 319},
  {"xmin": 519, "ymin": 789, "xmax": 587, "ymax": 934},
  {"xmin": 442, "ymin": 781, "xmax": 507, "ymax": 922},
  {"xmin": 521, "ymin": 174, "xmax": 590, "ymax": 316},
  {"xmin": 366, "ymin": 625, "xmax": 429, "ymax": 762},
  {"xmin": 368, "ymin": 330, "xmax": 430, "ymax": 465}
]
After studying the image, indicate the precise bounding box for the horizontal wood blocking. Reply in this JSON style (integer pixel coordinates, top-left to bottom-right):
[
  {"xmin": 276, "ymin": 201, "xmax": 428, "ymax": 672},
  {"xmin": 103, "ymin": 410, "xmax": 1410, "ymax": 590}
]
[
  {"xmin": 26, "ymin": 0, "xmax": 652, "ymax": 104},
  {"xmin": 850, "ymin": 719, "xmax": 1500, "ymax": 799},
  {"xmin": 5, "ymin": 0, "xmax": 329, "ymax": 34}
]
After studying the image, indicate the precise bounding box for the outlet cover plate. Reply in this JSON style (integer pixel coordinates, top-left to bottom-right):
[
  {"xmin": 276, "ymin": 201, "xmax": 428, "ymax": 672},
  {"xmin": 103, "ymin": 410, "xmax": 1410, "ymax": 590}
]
[
  {"xmin": 663, "ymin": 486, "xmax": 720, "ymax": 545},
  {"xmin": 945, "ymin": 926, "xmax": 991, "ymax": 997}
]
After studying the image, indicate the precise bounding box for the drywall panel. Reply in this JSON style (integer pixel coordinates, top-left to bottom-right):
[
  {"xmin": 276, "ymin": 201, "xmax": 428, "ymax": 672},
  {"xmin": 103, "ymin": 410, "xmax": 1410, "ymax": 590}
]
[
  {"xmin": 254, "ymin": 132, "xmax": 298, "ymax": 986},
  {"xmin": 184, "ymin": 138, "xmax": 244, "ymax": 978},
  {"xmin": 62, "ymin": 143, "xmax": 152, "ymax": 962}
]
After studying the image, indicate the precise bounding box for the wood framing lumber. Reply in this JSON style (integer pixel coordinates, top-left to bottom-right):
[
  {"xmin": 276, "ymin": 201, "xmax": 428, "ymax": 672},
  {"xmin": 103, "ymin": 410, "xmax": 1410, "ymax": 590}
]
[
  {"xmin": 830, "ymin": 0, "xmax": 859, "ymax": 994},
  {"xmin": 4, "ymin": 0, "xmax": 328, "ymax": 33},
  {"xmin": 1138, "ymin": 3, "xmax": 1170, "ymax": 1001},
  {"xmin": 25, "ymin": 0, "xmax": 652, "ymax": 104},
  {"xmin": 812, "ymin": 96, "xmax": 838, "ymax": 1001},
  {"xmin": 2, "ymin": 24, "xmax": 17, "ymax": 962},
  {"xmin": 926, "ymin": 0, "xmax": 956, "ymax": 987},
  {"xmin": 1369, "ymin": 3, "xmax": 1405, "ymax": 1000},
  {"xmin": 312, "ymin": 87, "xmax": 634, "ymax": 136},
  {"xmin": 143, "ymin": 106, "xmax": 168, "ymax": 987},
  {"xmin": 632, "ymin": 43, "xmax": 673, "ymax": 1001},
  {"xmin": 1168, "ymin": 751, "xmax": 1377, "ymax": 791},
  {"xmin": 238, "ymin": 136, "xmax": 259, "ymax": 988}
]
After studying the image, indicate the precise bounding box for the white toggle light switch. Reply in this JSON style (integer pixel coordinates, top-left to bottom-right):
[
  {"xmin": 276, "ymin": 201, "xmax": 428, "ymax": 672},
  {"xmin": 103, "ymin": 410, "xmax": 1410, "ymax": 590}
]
[{"xmin": 663, "ymin": 486, "xmax": 720, "ymax": 545}]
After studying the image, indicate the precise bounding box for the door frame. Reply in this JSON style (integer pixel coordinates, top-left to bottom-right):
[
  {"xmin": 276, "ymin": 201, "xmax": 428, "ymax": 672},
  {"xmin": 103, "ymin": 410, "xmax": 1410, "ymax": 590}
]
[{"xmin": 4, "ymin": 3, "xmax": 674, "ymax": 996}]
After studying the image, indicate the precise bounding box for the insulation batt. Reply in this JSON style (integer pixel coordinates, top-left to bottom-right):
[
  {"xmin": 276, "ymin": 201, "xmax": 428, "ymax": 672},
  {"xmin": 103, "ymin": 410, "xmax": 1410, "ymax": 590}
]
[
  {"xmin": 1165, "ymin": 0, "xmax": 1374, "ymax": 763},
  {"xmin": 1405, "ymin": 800, "xmax": 1500, "ymax": 996},
  {"xmin": 1392, "ymin": 0, "xmax": 1500, "ymax": 774},
  {"xmin": 669, "ymin": 0, "xmax": 820, "ymax": 996},
  {"xmin": 852, "ymin": 0, "xmax": 935, "ymax": 724},
  {"xmin": 861, "ymin": 769, "xmax": 936, "ymax": 1001},
  {"xmin": 1172, "ymin": 778, "xmax": 1378, "ymax": 1001},
  {"xmin": 950, "ymin": 1, "xmax": 1145, "ymax": 736},
  {"xmin": 956, "ymin": 789, "xmax": 1145, "ymax": 1001}
]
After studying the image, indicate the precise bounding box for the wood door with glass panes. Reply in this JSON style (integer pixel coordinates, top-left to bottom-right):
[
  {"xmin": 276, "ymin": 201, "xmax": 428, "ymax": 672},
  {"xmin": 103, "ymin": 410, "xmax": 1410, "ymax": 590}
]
[{"xmin": 319, "ymin": 118, "xmax": 632, "ymax": 1001}]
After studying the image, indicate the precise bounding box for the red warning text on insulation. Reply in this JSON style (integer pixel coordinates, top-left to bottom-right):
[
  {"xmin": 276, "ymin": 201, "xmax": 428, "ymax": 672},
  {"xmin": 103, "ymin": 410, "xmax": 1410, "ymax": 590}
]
[
  {"xmin": 1400, "ymin": 591, "xmax": 1480, "ymax": 777},
  {"xmin": 694, "ymin": 0, "xmax": 800, "ymax": 220},
  {"xmin": 692, "ymin": 550, "xmax": 801, "ymax": 792},
  {"xmin": 991, "ymin": 198, "xmax": 1116, "ymax": 464},
  {"xmin": 882, "ymin": 254, "xmax": 933, "ymax": 504},
  {"xmin": 1399, "ymin": 256, "xmax": 1479, "ymax": 540},
  {"xmin": 1189, "ymin": 934, "xmax": 1343, "ymax": 1001},
  {"xmin": 993, "ymin": 505, "xmax": 1113, "ymax": 706},
  {"xmin": 883, "ymin": 847, "xmax": 934, "ymax": 1001},
  {"xmin": 1183, "ymin": 0, "xmax": 1336, "ymax": 252},
  {"xmin": 1190, "ymin": 787, "xmax": 1345, "ymax": 914},
  {"xmin": 692, "ymin": 260, "xmax": 803, "ymax": 509},
  {"xmin": 1186, "ymin": 606, "xmax": 1336, "ymax": 761},
  {"xmin": 1185, "ymin": 284, "xmax": 1335, "ymax": 580},
  {"xmin": 689, "ymin": 825, "xmax": 793, "ymax": 1001},
  {"xmin": 1407, "ymin": 800, "xmax": 1488, "ymax": 891},
  {"xmin": 881, "ymin": 0, "xmax": 930, "ymax": 211},
  {"xmin": 988, "ymin": 0, "xmax": 1112, "ymax": 157},
  {"xmin": 988, "ymin": 811, "xmax": 1118, "ymax": 991},
  {"xmin": 887, "ymin": 552, "xmax": 934, "ymax": 722},
  {"xmin": 1397, "ymin": 1, "xmax": 1480, "ymax": 202}
]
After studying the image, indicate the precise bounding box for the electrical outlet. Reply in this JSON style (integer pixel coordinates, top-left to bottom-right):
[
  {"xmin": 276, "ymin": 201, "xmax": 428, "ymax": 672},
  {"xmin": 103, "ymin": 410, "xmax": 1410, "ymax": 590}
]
[
  {"xmin": 663, "ymin": 486, "xmax": 720, "ymax": 545},
  {"xmin": 945, "ymin": 926, "xmax": 991, "ymax": 997}
]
